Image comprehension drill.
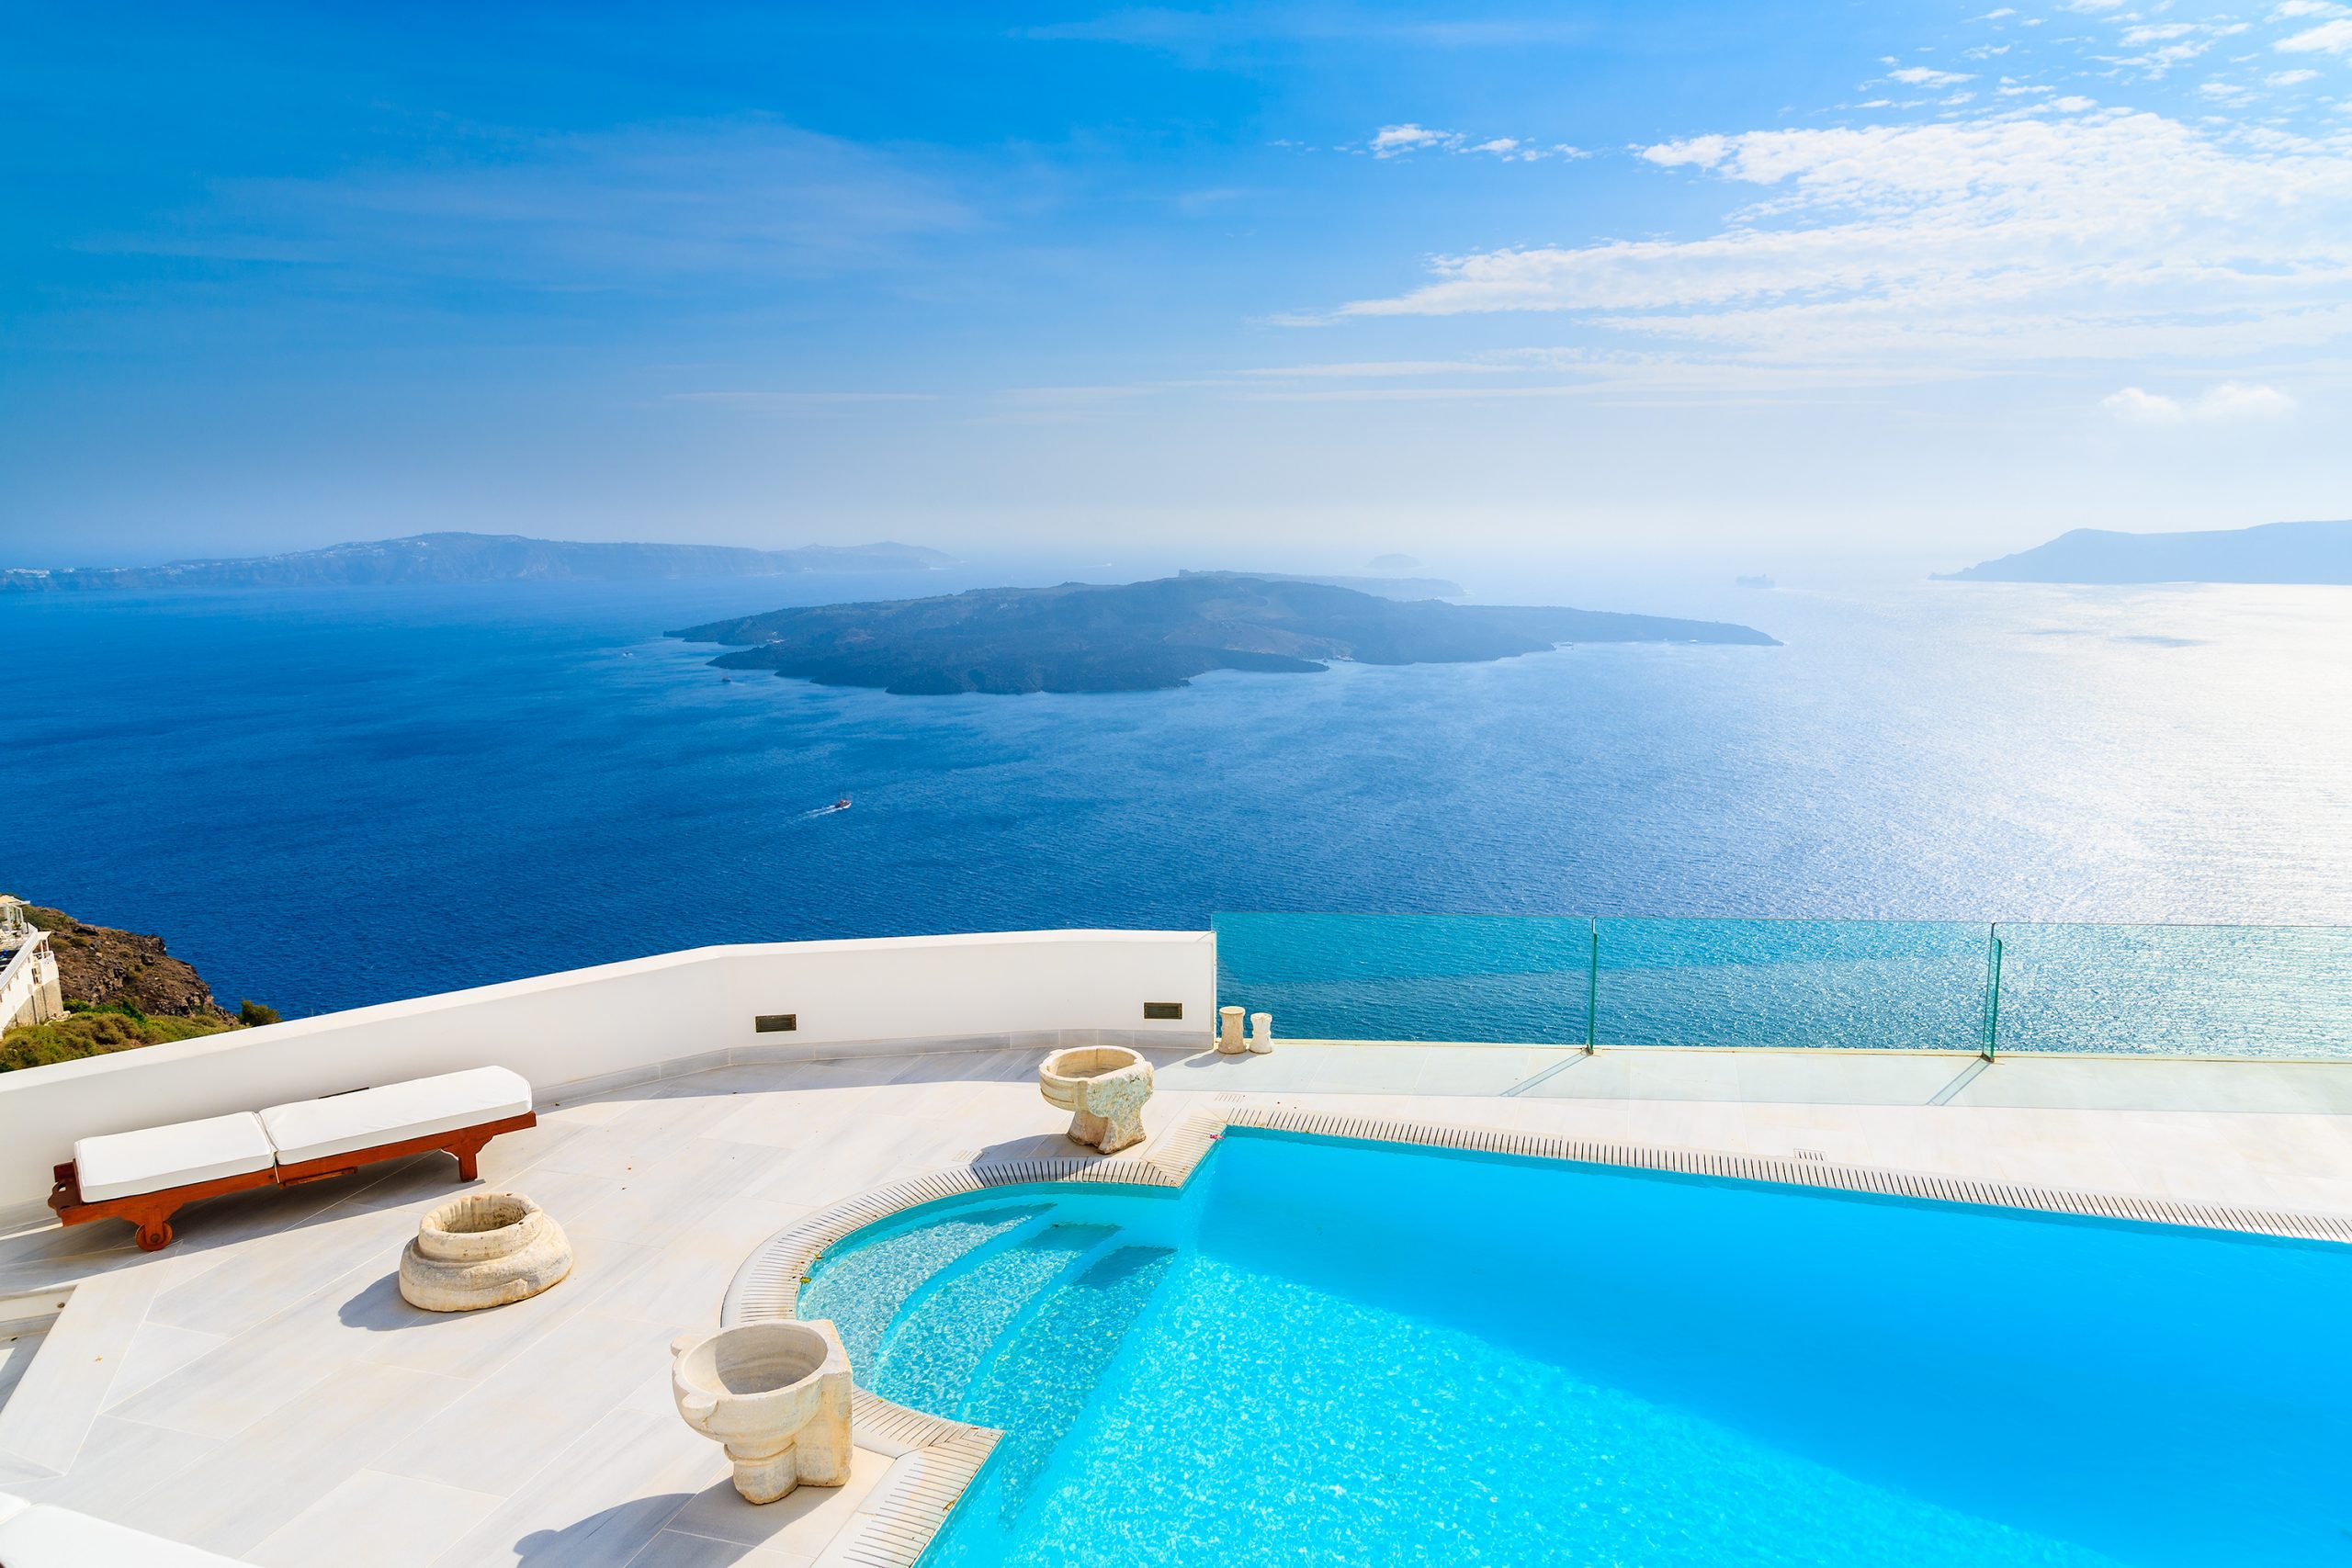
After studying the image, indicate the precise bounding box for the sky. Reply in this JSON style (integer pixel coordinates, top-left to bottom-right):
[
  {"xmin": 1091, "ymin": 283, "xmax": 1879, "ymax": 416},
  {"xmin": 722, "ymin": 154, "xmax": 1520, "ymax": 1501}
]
[{"xmin": 5, "ymin": 1, "xmax": 2349, "ymax": 570}]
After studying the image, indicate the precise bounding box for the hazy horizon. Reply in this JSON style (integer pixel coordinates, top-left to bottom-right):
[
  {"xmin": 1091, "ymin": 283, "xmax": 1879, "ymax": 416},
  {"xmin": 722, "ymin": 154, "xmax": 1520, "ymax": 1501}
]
[{"xmin": 6, "ymin": 2, "xmax": 2348, "ymax": 566}]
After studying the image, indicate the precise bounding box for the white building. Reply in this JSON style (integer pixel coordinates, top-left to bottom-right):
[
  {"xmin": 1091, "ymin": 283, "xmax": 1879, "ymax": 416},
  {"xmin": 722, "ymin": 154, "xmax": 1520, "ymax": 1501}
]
[{"xmin": 0, "ymin": 897, "xmax": 63, "ymax": 1032}]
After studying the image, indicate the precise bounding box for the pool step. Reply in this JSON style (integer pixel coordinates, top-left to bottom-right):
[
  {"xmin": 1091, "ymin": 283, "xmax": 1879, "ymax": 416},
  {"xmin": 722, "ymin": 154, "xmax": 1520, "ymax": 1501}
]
[
  {"xmin": 872, "ymin": 1222, "xmax": 1117, "ymax": 1419},
  {"xmin": 796, "ymin": 1204, "xmax": 1047, "ymax": 1374},
  {"xmin": 959, "ymin": 1243, "xmax": 1177, "ymax": 1521}
]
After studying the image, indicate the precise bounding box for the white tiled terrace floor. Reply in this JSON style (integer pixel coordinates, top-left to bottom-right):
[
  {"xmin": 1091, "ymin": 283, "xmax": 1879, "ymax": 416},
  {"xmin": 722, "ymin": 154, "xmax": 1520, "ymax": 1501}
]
[{"xmin": 1, "ymin": 1042, "xmax": 2348, "ymax": 1566}]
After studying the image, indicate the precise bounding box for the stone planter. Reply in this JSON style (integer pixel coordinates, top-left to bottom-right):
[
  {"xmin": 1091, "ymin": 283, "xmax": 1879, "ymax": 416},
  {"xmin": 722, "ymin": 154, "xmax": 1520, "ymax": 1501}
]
[
  {"xmin": 672, "ymin": 1320, "xmax": 854, "ymax": 1504},
  {"xmin": 1037, "ymin": 1044, "xmax": 1154, "ymax": 1154},
  {"xmin": 1216, "ymin": 1006, "xmax": 1247, "ymax": 1055},
  {"xmin": 1248, "ymin": 1011, "xmax": 1273, "ymax": 1055},
  {"xmin": 399, "ymin": 1191, "xmax": 572, "ymax": 1313}
]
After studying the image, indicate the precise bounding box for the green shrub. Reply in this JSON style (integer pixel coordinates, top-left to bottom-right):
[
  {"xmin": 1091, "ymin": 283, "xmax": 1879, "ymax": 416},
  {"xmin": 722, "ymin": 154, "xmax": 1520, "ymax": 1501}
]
[
  {"xmin": 0, "ymin": 1010, "xmax": 232, "ymax": 1073},
  {"xmin": 65, "ymin": 998, "xmax": 148, "ymax": 1022},
  {"xmin": 238, "ymin": 998, "xmax": 280, "ymax": 1027}
]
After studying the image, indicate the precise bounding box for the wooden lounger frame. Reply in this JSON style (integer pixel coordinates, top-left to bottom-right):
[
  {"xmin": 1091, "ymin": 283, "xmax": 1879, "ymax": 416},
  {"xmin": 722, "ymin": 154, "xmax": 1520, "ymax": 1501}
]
[{"xmin": 46, "ymin": 1111, "xmax": 537, "ymax": 1251}]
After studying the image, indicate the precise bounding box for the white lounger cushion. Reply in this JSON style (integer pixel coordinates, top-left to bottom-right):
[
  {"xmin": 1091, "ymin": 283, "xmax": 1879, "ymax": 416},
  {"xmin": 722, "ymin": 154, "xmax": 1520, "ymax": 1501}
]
[
  {"xmin": 259, "ymin": 1066, "xmax": 533, "ymax": 1168},
  {"xmin": 72, "ymin": 1112, "xmax": 276, "ymax": 1202}
]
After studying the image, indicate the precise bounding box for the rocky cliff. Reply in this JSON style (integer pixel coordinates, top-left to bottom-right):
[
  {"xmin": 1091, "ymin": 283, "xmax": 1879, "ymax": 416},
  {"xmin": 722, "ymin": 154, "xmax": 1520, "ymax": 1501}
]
[
  {"xmin": 27, "ymin": 905, "xmax": 231, "ymax": 1021},
  {"xmin": 3, "ymin": 906, "xmax": 249, "ymax": 1073}
]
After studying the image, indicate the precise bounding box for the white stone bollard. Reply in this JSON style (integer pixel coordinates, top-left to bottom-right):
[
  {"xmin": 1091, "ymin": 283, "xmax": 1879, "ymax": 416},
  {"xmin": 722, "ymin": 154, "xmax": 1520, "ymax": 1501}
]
[
  {"xmin": 1247, "ymin": 1012, "xmax": 1273, "ymax": 1054},
  {"xmin": 1217, "ymin": 1005, "xmax": 1247, "ymax": 1055},
  {"xmin": 672, "ymin": 1321, "xmax": 854, "ymax": 1505}
]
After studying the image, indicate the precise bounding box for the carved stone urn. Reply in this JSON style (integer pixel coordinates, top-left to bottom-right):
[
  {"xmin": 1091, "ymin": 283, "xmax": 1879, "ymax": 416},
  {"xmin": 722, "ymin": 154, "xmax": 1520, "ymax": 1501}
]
[
  {"xmin": 399, "ymin": 1191, "xmax": 572, "ymax": 1312},
  {"xmin": 1216, "ymin": 1005, "xmax": 1247, "ymax": 1055},
  {"xmin": 672, "ymin": 1320, "xmax": 854, "ymax": 1505},
  {"xmin": 1248, "ymin": 1011, "xmax": 1274, "ymax": 1055},
  {"xmin": 1037, "ymin": 1044, "xmax": 1154, "ymax": 1154}
]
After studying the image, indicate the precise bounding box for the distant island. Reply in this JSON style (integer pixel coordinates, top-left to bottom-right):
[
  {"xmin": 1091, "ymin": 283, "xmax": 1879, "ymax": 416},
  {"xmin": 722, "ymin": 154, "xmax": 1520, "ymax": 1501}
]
[
  {"xmin": 672, "ymin": 572, "xmax": 1777, "ymax": 694},
  {"xmin": 0, "ymin": 531, "xmax": 953, "ymax": 592},
  {"xmin": 1183, "ymin": 569, "xmax": 1466, "ymax": 600},
  {"xmin": 1938, "ymin": 520, "xmax": 2352, "ymax": 585}
]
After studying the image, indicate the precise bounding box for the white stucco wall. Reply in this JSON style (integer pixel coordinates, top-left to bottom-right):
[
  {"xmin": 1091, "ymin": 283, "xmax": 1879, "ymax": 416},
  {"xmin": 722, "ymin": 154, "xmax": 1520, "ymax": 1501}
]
[
  {"xmin": 0, "ymin": 938, "xmax": 62, "ymax": 1032},
  {"xmin": 0, "ymin": 930, "xmax": 1216, "ymax": 1208}
]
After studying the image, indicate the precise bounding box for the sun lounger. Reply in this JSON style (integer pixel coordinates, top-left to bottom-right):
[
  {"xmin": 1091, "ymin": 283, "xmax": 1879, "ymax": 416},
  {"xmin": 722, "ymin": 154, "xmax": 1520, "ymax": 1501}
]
[{"xmin": 45, "ymin": 1066, "xmax": 536, "ymax": 1250}]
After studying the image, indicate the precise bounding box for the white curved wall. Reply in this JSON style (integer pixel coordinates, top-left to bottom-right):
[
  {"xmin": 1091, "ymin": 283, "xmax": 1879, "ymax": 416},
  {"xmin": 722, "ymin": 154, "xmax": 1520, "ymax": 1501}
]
[{"xmin": 0, "ymin": 930, "xmax": 1216, "ymax": 1208}]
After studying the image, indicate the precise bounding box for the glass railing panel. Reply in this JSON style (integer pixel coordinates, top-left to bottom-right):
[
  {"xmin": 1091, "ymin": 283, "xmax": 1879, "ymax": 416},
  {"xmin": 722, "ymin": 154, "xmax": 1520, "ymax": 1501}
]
[
  {"xmin": 1212, "ymin": 912, "xmax": 1593, "ymax": 1044},
  {"xmin": 1595, "ymin": 918, "xmax": 1991, "ymax": 1051},
  {"xmin": 1991, "ymin": 922, "xmax": 2352, "ymax": 1059}
]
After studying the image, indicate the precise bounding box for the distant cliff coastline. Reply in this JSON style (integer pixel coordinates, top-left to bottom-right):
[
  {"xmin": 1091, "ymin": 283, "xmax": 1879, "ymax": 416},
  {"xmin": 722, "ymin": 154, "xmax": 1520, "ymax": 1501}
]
[
  {"xmin": 673, "ymin": 571, "xmax": 1776, "ymax": 694},
  {"xmin": 1938, "ymin": 520, "xmax": 2352, "ymax": 585},
  {"xmin": 1, "ymin": 532, "xmax": 954, "ymax": 592}
]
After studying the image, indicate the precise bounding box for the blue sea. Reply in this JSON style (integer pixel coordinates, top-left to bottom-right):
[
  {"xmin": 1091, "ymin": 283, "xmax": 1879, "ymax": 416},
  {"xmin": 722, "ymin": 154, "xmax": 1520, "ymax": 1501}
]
[{"xmin": 9, "ymin": 564, "xmax": 2350, "ymax": 1020}]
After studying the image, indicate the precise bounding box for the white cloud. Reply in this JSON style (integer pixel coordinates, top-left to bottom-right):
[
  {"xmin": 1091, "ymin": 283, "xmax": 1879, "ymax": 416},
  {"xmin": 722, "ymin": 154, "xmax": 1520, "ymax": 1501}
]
[
  {"xmin": 173, "ymin": 119, "xmax": 973, "ymax": 288},
  {"xmin": 1640, "ymin": 135, "xmax": 1730, "ymax": 168},
  {"xmin": 1370, "ymin": 123, "xmax": 1456, "ymax": 156},
  {"xmin": 2123, "ymin": 22, "xmax": 2199, "ymax": 43},
  {"xmin": 1370, "ymin": 125, "xmax": 1571, "ymax": 162},
  {"xmin": 1335, "ymin": 113, "xmax": 2352, "ymax": 383},
  {"xmin": 2052, "ymin": 95, "xmax": 2101, "ymax": 110},
  {"xmin": 2268, "ymin": 67, "xmax": 2322, "ymax": 82},
  {"xmin": 2098, "ymin": 387, "xmax": 2188, "ymax": 421},
  {"xmin": 2063, "ymin": 0, "xmax": 2127, "ymax": 10},
  {"xmin": 2114, "ymin": 39, "xmax": 2215, "ymax": 76},
  {"xmin": 2270, "ymin": 1, "xmax": 2346, "ymax": 18},
  {"xmin": 1241, "ymin": 360, "xmax": 1525, "ymax": 378},
  {"xmin": 2100, "ymin": 382, "xmax": 2298, "ymax": 421},
  {"xmin": 2200, "ymin": 381, "xmax": 2299, "ymax": 418},
  {"xmin": 2277, "ymin": 17, "xmax": 2352, "ymax": 49},
  {"xmin": 1889, "ymin": 65, "xmax": 1975, "ymax": 85},
  {"xmin": 1974, "ymin": 7, "xmax": 2019, "ymax": 18}
]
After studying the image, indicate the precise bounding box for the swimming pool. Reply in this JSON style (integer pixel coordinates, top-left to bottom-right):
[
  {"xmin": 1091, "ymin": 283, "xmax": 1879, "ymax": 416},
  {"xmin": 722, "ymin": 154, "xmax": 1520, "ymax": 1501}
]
[{"xmin": 796, "ymin": 1130, "xmax": 2352, "ymax": 1566}]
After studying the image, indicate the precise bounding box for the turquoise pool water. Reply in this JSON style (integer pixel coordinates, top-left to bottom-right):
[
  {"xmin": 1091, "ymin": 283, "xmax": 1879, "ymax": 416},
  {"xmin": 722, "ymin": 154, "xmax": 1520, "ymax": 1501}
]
[{"xmin": 797, "ymin": 1132, "xmax": 2352, "ymax": 1566}]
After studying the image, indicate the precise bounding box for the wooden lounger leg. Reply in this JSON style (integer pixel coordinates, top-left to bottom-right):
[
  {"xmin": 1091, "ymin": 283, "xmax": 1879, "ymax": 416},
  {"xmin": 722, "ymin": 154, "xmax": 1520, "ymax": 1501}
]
[
  {"xmin": 444, "ymin": 1130, "xmax": 493, "ymax": 1182},
  {"xmin": 130, "ymin": 1204, "xmax": 178, "ymax": 1252}
]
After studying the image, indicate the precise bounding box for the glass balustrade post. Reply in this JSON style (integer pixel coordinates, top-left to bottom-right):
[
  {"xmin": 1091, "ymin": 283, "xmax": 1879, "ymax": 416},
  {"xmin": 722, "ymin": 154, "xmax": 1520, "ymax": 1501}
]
[
  {"xmin": 1982, "ymin": 926, "xmax": 2004, "ymax": 1063},
  {"xmin": 1586, "ymin": 918, "xmax": 1599, "ymax": 1055}
]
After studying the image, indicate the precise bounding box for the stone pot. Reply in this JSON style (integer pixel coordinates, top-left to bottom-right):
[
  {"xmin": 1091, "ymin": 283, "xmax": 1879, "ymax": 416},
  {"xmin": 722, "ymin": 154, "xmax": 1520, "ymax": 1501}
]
[
  {"xmin": 672, "ymin": 1320, "xmax": 854, "ymax": 1504},
  {"xmin": 399, "ymin": 1191, "xmax": 572, "ymax": 1313},
  {"xmin": 1037, "ymin": 1044, "xmax": 1154, "ymax": 1153}
]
